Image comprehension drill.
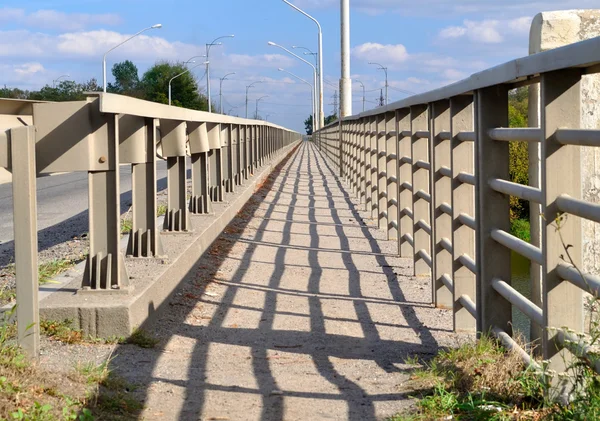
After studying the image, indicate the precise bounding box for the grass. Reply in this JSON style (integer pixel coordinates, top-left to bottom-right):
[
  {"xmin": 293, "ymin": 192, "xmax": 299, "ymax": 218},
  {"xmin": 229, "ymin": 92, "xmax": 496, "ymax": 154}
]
[
  {"xmin": 38, "ymin": 258, "xmax": 76, "ymax": 284},
  {"xmin": 126, "ymin": 328, "xmax": 159, "ymax": 349},
  {"xmin": 511, "ymin": 218, "xmax": 531, "ymax": 243},
  {"xmin": 391, "ymin": 336, "xmax": 551, "ymax": 420},
  {"xmin": 121, "ymin": 204, "xmax": 168, "ymax": 235}
]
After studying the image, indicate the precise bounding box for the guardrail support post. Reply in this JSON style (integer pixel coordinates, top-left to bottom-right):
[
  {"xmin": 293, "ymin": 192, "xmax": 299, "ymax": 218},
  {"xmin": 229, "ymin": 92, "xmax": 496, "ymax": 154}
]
[
  {"xmin": 123, "ymin": 116, "xmax": 164, "ymax": 257},
  {"xmin": 387, "ymin": 112, "xmax": 398, "ymax": 241},
  {"xmin": 370, "ymin": 117, "xmax": 378, "ymax": 218},
  {"xmin": 432, "ymin": 100, "xmax": 452, "ymax": 308},
  {"xmin": 411, "ymin": 104, "xmax": 431, "ymax": 277},
  {"xmin": 160, "ymin": 120, "xmax": 190, "ymax": 232},
  {"xmin": 189, "ymin": 122, "xmax": 212, "ymax": 214},
  {"xmin": 222, "ymin": 124, "xmax": 234, "ymax": 193},
  {"xmin": 359, "ymin": 119, "xmax": 367, "ymax": 204},
  {"xmin": 398, "ymin": 110, "xmax": 413, "ymax": 258},
  {"xmin": 541, "ymin": 69, "xmax": 583, "ymax": 399},
  {"xmin": 475, "ymin": 86, "xmax": 511, "ymax": 335},
  {"xmin": 377, "ymin": 115, "xmax": 387, "ymax": 230},
  {"xmin": 208, "ymin": 123, "xmax": 224, "ymax": 203},
  {"xmin": 451, "ymin": 95, "xmax": 476, "ymax": 332},
  {"xmin": 11, "ymin": 126, "xmax": 39, "ymax": 356}
]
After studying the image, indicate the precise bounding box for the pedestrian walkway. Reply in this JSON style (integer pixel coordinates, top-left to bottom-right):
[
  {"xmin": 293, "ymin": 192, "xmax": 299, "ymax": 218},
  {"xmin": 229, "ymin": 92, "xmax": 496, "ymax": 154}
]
[{"xmin": 111, "ymin": 141, "xmax": 464, "ymax": 421}]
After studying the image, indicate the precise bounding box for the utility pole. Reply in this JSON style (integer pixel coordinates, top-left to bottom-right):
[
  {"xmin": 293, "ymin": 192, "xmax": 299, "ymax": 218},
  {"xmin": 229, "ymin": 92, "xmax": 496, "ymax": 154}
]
[
  {"xmin": 340, "ymin": 0, "xmax": 352, "ymax": 118},
  {"xmin": 332, "ymin": 90, "xmax": 339, "ymax": 117}
]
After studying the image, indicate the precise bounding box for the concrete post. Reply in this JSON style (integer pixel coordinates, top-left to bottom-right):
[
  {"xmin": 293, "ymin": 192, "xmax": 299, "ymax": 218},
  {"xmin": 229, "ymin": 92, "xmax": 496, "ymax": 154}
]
[
  {"xmin": 359, "ymin": 119, "xmax": 367, "ymax": 205},
  {"xmin": 398, "ymin": 110, "xmax": 413, "ymax": 258},
  {"xmin": 370, "ymin": 118, "xmax": 378, "ymax": 218},
  {"xmin": 431, "ymin": 100, "xmax": 452, "ymax": 308},
  {"xmin": 189, "ymin": 122, "xmax": 212, "ymax": 214},
  {"xmin": 386, "ymin": 112, "xmax": 398, "ymax": 241},
  {"xmin": 208, "ymin": 123, "xmax": 224, "ymax": 203},
  {"xmin": 377, "ymin": 115, "xmax": 387, "ymax": 230},
  {"xmin": 11, "ymin": 126, "xmax": 39, "ymax": 356},
  {"xmin": 529, "ymin": 12, "xmax": 600, "ymax": 344},
  {"xmin": 451, "ymin": 96, "xmax": 476, "ymax": 332},
  {"xmin": 541, "ymin": 69, "xmax": 584, "ymax": 401},
  {"xmin": 222, "ymin": 124, "xmax": 234, "ymax": 194},
  {"xmin": 475, "ymin": 86, "xmax": 512, "ymax": 335},
  {"xmin": 411, "ymin": 105, "xmax": 431, "ymax": 277}
]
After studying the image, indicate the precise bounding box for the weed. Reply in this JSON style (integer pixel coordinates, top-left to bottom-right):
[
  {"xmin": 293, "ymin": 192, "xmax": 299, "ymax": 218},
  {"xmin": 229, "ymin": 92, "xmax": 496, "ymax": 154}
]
[
  {"xmin": 120, "ymin": 218, "xmax": 133, "ymax": 234},
  {"xmin": 511, "ymin": 218, "xmax": 531, "ymax": 243},
  {"xmin": 40, "ymin": 319, "xmax": 84, "ymax": 344},
  {"xmin": 157, "ymin": 204, "xmax": 168, "ymax": 217},
  {"xmin": 38, "ymin": 259, "xmax": 76, "ymax": 284},
  {"xmin": 126, "ymin": 328, "xmax": 159, "ymax": 349}
]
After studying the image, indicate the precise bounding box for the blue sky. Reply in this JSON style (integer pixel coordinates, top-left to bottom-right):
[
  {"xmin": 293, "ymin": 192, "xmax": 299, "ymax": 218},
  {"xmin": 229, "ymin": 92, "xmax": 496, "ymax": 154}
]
[{"xmin": 2, "ymin": 0, "xmax": 600, "ymax": 131}]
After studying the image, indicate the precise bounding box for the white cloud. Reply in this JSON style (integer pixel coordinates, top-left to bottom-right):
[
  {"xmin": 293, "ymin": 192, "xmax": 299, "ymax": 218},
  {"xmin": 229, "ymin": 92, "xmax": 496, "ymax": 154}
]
[
  {"xmin": 0, "ymin": 8, "xmax": 121, "ymax": 31},
  {"xmin": 352, "ymin": 43, "xmax": 409, "ymax": 65},
  {"xmin": 439, "ymin": 19, "xmax": 503, "ymax": 43},
  {"xmin": 13, "ymin": 62, "xmax": 45, "ymax": 76}
]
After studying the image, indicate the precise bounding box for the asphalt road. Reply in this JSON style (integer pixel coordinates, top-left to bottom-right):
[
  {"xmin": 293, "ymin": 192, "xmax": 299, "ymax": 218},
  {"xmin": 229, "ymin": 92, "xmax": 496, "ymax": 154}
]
[{"xmin": 0, "ymin": 161, "xmax": 170, "ymax": 244}]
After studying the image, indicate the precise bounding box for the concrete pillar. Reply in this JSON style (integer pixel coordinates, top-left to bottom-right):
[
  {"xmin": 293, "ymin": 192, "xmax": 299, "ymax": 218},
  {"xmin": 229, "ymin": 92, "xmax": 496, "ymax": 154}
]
[{"xmin": 529, "ymin": 10, "xmax": 600, "ymax": 342}]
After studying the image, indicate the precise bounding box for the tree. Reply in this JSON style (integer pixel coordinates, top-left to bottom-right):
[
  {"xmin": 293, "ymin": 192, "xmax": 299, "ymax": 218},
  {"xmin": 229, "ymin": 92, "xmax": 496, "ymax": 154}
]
[
  {"xmin": 508, "ymin": 87, "xmax": 529, "ymax": 222},
  {"xmin": 141, "ymin": 61, "xmax": 208, "ymax": 111},
  {"xmin": 108, "ymin": 60, "xmax": 140, "ymax": 96},
  {"xmin": 304, "ymin": 115, "xmax": 313, "ymax": 135},
  {"xmin": 325, "ymin": 114, "xmax": 338, "ymax": 125}
]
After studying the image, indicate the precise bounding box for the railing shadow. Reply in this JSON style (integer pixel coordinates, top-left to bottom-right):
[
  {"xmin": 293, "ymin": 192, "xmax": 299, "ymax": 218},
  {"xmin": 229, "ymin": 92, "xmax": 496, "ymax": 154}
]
[{"xmin": 101, "ymin": 141, "xmax": 444, "ymax": 420}]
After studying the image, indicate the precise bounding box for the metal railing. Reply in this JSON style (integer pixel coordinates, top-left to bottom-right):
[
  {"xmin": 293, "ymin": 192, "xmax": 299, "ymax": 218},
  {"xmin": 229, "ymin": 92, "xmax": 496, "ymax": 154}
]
[
  {"xmin": 0, "ymin": 94, "xmax": 300, "ymax": 355},
  {"xmin": 314, "ymin": 35, "xmax": 600, "ymax": 389}
]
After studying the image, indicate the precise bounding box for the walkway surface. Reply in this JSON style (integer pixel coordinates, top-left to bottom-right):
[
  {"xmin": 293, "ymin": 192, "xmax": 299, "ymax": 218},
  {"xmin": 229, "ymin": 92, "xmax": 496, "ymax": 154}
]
[{"xmin": 111, "ymin": 141, "xmax": 464, "ymax": 421}]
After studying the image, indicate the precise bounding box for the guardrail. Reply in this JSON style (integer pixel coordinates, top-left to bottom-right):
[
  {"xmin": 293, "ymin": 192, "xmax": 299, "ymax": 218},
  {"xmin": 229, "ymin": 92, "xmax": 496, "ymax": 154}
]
[
  {"xmin": 314, "ymin": 35, "xmax": 600, "ymax": 394},
  {"xmin": 0, "ymin": 94, "xmax": 300, "ymax": 355}
]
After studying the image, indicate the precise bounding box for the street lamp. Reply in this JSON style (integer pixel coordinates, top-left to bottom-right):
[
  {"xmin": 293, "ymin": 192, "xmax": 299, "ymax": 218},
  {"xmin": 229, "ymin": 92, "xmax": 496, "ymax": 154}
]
[
  {"xmin": 281, "ymin": 0, "xmax": 324, "ymax": 129},
  {"xmin": 255, "ymin": 95, "xmax": 268, "ymax": 119},
  {"xmin": 292, "ymin": 46, "xmax": 318, "ymax": 67},
  {"xmin": 369, "ymin": 62, "xmax": 388, "ymax": 106},
  {"xmin": 245, "ymin": 81, "xmax": 263, "ymax": 118},
  {"xmin": 279, "ymin": 67, "xmax": 315, "ymax": 134},
  {"xmin": 355, "ymin": 79, "xmax": 365, "ymax": 112},
  {"xmin": 219, "ymin": 72, "xmax": 236, "ymax": 114},
  {"xmin": 206, "ymin": 35, "xmax": 235, "ymax": 113},
  {"xmin": 265, "ymin": 112, "xmax": 276, "ymax": 121},
  {"xmin": 169, "ymin": 61, "xmax": 209, "ymax": 106},
  {"xmin": 52, "ymin": 74, "xmax": 70, "ymax": 88},
  {"xmin": 103, "ymin": 23, "xmax": 162, "ymax": 92},
  {"xmin": 267, "ymin": 41, "xmax": 318, "ymax": 129}
]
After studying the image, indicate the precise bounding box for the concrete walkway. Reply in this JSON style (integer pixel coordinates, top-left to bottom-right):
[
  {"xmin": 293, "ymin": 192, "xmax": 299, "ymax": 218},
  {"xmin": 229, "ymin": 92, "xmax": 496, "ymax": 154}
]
[{"xmin": 111, "ymin": 141, "xmax": 463, "ymax": 421}]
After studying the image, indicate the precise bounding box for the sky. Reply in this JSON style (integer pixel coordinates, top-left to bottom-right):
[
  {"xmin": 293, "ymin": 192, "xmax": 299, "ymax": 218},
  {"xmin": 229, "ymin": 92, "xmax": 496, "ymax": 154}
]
[{"xmin": 2, "ymin": 0, "xmax": 600, "ymax": 132}]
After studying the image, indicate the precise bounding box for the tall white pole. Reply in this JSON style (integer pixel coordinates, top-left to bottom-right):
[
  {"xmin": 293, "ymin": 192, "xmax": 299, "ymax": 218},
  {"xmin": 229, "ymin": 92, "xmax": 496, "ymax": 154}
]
[
  {"xmin": 206, "ymin": 35, "xmax": 235, "ymax": 113},
  {"xmin": 340, "ymin": 0, "xmax": 352, "ymax": 118},
  {"xmin": 279, "ymin": 68, "xmax": 315, "ymax": 134},
  {"xmin": 281, "ymin": 1, "xmax": 324, "ymax": 130}
]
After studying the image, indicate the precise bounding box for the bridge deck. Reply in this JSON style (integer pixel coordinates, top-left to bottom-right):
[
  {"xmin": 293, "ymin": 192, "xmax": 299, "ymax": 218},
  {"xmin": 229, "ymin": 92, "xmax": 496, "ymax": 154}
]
[{"xmin": 111, "ymin": 141, "xmax": 464, "ymax": 420}]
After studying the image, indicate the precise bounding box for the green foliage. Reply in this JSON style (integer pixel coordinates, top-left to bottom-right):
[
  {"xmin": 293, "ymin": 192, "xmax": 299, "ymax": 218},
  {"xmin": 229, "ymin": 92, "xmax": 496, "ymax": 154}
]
[
  {"xmin": 126, "ymin": 328, "xmax": 159, "ymax": 349},
  {"xmin": 108, "ymin": 60, "xmax": 140, "ymax": 96},
  {"xmin": 508, "ymin": 88, "xmax": 530, "ymax": 229},
  {"xmin": 511, "ymin": 219, "xmax": 531, "ymax": 242},
  {"xmin": 304, "ymin": 115, "xmax": 314, "ymax": 135},
  {"xmin": 141, "ymin": 61, "xmax": 208, "ymax": 110},
  {"xmin": 325, "ymin": 114, "xmax": 338, "ymax": 125}
]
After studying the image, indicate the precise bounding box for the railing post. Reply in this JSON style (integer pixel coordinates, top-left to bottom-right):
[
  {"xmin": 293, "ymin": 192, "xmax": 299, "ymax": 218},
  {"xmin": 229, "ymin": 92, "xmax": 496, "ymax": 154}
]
[
  {"xmin": 451, "ymin": 95, "xmax": 476, "ymax": 332},
  {"xmin": 431, "ymin": 100, "xmax": 452, "ymax": 308},
  {"xmin": 377, "ymin": 114, "xmax": 387, "ymax": 230},
  {"xmin": 475, "ymin": 86, "xmax": 511, "ymax": 335},
  {"xmin": 10, "ymin": 126, "xmax": 39, "ymax": 357},
  {"xmin": 208, "ymin": 123, "xmax": 224, "ymax": 203},
  {"xmin": 222, "ymin": 124, "xmax": 234, "ymax": 193},
  {"xmin": 359, "ymin": 119, "xmax": 367, "ymax": 205},
  {"xmin": 541, "ymin": 69, "xmax": 583, "ymax": 397},
  {"xmin": 387, "ymin": 112, "xmax": 398, "ymax": 241},
  {"xmin": 398, "ymin": 109, "xmax": 413, "ymax": 258},
  {"xmin": 411, "ymin": 104, "xmax": 431, "ymax": 277},
  {"xmin": 370, "ymin": 117, "xmax": 378, "ymax": 219},
  {"xmin": 351, "ymin": 122, "xmax": 359, "ymax": 195},
  {"xmin": 160, "ymin": 120, "xmax": 190, "ymax": 232},
  {"xmin": 189, "ymin": 121, "xmax": 212, "ymax": 214},
  {"xmin": 122, "ymin": 116, "xmax": 164, "ymax": 257},
  {"xmin": 231, "ymin": 124, "xmax": 241, "ymax": 186}
]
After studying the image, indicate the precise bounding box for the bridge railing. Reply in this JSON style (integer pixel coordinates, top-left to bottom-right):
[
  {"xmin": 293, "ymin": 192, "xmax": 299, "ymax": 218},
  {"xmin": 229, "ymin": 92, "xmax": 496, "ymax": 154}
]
[
  {"xmin": 0, "ymin": 94, "xmax": 300, "ymax": 355},
  {"xmin": 314, "ymin": 36, "xmax": 600, "ymax": 387}
]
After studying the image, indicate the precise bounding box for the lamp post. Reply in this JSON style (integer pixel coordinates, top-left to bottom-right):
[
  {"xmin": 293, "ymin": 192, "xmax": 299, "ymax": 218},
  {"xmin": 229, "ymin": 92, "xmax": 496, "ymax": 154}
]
[
  {"xmin": 169, "ymin": 61, "xmax": 209, "ymax": 106},
  {"xmin": 219, "ymin": 72, "xmax": 236, "ymax": 114},
  {"xmin": 369, "ymin": 62, "xmax": 388, "ymax": 105},
  {"xmin": 355, "ymin": 79, "xmax": 365, "ymax": 112},
  {"xmin": 340, "ymin": 0, "xmax": 352, "ymax": 117},
  {"xmin": 279, "ymin": 67, "xmax": 315, "ymax": 134},
  {"xmin": 265, "ymin": 112, "xmax": 276, "ymax": 121},
  {"xmin": 267, "ymin": 41, "xmax": 318, "ymax": 130},
  {"xmin": 292, "ymin": 46, "xmax": 318, "ymax": 67},
  {"xmin": 52, "ymin": 74, "xmax": 70, "ymax": 88},
  {"xmin": 245, "ymin": 81, "xmax": 262, "ymax": 118},
  {"xmin": 206, "ymin": 35, "xmax": 235, "ymax": 113},
  {"xmin": 103, "ymin": 23, "xmax": 162, "ymax": 93},
  {"xmin": 281, "ymin": 0, "xmax": 324, "ymax": 129},
  {"xmin": 255, "ymin": 95, "xmax": 268, "ymax": 119}
]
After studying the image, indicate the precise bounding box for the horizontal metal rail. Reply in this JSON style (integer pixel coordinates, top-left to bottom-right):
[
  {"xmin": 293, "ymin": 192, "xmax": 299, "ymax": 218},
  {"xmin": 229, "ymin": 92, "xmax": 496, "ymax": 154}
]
[
  {"xmin": 401, "ymin": 207, "xmax": 414, "ymax": 218},
  {"xmin": 416, "ymin": 189, "xmax": 431, "ymax": 202},
  {"xmin": 492, "ymin": 278, "xmax": 543, "ymax": 326},
  {"xmin": 492, "ymin": 326, "xmax": 538, "ymax": 368},
  {"xmin": 488, "ymin": 128, "xmax": 541, "ymax": 143},
  {"xmin": 417, "ymin": 219, "xmax": 432, "ymax": 235},
  {"xmin": 438, "ymin": 131, "xmax": 452, "ymax": 140},
  {"xmin": 459, "ymin": 294, "xmax": 477, "ymax": 318},
  {"xmin": 418, "ymin": 249, "xmax": 432, "ymax": 267},
  {"xmin": 439, "ymin": 202, "xmax": 452, "ymax": 216},
  {"xmin": 439, "ymin": 166, "xmax": 452, "ymax": 178},
  {"xmin": 557, "ymin": 263, "xmax": 600, "ymax": 297},
  {"xmin": 414, "ymin": 131, "xmax": 430, "ymax": 139},
  {"xmin": 440, "ymin": 273, "xmax": 454, "ymax": 293},
  {"xmin": 491, "ymin": 229, "xmax": 543, "ymax": 264},
  {"xmin": 415, "ymin": 160, "xmax": 431, "ymax": 171},
  {"xmin": 555, "ymin": 128, "xmax": 600, "ymax": 147},
  {"xmin": 456, "ymin": 131, "xmax": 475, "ymax": 142},
  {"xmin": 401, "ymin": 181, "xmax": 413, "ymax": 191},
  {"xmin": 459, "ymin": 254, "xmax": 477, "ymax": 274},
  {"xmin": 440, "ymin": 237, "xmax": 453, "ymax": 254},
  {"xmin": 489, "ymin": 178, "xmax": 543, "ymax": 203},
  {"xmin": 458, "ymin": 213, "xmax": 476, "ymax": 230},
  {"xmin": 403, "ymin": 233, "xmax": 414, "ymax": 247},
  {"xmin": 400, "ymin": 130, "xmax": 411, "ymax": 138},
  {"xmin": 400, "ymin": 156, "xmax": 412, "ymax": 164},
  {"xmin": 556, "ymin": 194, "xmax": 600, "ymax": 224},
  {"xmin": 457, "ymin": 172, "xmax": 475, "ymax": 186}
]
